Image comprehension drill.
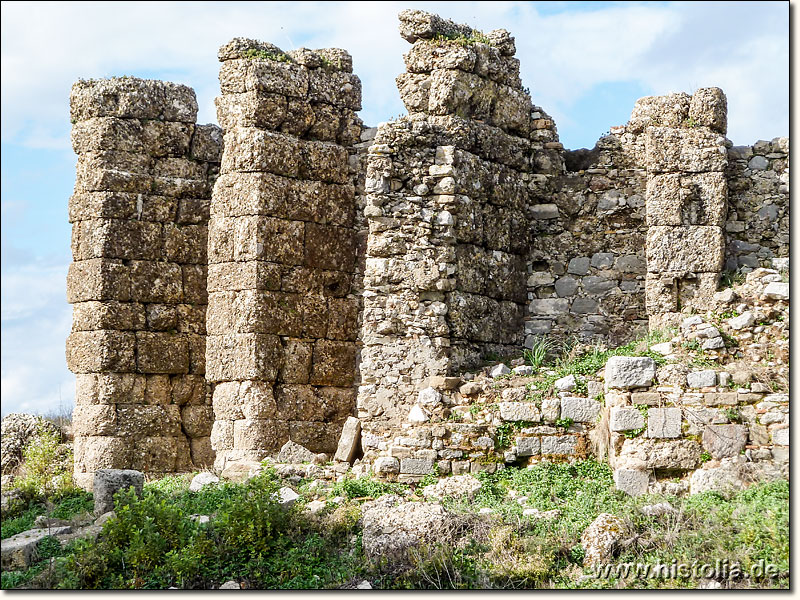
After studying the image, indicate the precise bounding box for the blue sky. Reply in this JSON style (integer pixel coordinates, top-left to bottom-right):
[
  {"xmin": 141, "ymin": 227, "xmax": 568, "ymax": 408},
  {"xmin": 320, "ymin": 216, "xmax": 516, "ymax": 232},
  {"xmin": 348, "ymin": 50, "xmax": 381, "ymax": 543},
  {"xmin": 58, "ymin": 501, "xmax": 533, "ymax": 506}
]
[{"xmin": 0, "ymin": 1, "xmax": 789, "ymax": 416}]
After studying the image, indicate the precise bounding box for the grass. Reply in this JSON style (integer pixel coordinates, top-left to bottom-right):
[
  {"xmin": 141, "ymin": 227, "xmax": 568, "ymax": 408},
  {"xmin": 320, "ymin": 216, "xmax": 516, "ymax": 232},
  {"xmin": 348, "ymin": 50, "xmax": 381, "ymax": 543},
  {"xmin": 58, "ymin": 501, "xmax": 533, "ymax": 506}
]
[{"xmin": 1, "ymin": 463, "xmax": 788, "ymax": 590}]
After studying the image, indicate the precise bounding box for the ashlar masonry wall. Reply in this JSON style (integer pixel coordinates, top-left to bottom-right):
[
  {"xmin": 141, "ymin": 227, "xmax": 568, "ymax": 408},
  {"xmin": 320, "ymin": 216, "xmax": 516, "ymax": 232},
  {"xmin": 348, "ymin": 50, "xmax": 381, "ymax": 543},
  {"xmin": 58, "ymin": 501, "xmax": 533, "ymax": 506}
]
[
  {"xmin": 66, "ymin": 78, "xmax": 222, "ymax": 489},
  {"xmin": 206, "ymin": 40, "xmax": 362, "ymax": 471}
]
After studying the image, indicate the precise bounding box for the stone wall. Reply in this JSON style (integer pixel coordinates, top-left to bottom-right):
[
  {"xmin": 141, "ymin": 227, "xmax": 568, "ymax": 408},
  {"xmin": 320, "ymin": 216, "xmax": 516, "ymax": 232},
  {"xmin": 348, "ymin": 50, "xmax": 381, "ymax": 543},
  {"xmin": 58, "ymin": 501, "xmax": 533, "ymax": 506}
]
[
  {"xmin": 725, "ymin": 138, "xmax": 789, "ymax": 270},
  {"xmin": 358, "ymin": 10, "xmax": 557, "ymax": 427},
  {"xmin": 66, "ymin": 78, "xmax": 222, "ymax": 489},
  {"xmin": 206, "ymin": 40, "xmax": 362, "ymax": 471}
]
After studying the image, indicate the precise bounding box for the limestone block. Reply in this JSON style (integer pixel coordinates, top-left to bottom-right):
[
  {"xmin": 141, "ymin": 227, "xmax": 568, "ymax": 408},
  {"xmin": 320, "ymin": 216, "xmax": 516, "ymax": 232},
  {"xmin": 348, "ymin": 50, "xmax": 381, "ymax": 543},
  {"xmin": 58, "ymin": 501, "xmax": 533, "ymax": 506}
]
[
  {"xmin": 219, "ymin": 57, "xmax": 309, "ymax": 97},
  {"xmin": 404, "ymin": 39, "xmax": 477, "ymax": 73},
  {"xmin": 69, "ymin": 191, "xmax": 177, "ymax": 223},
  {"xmin": 374, "ymin": 456, "xmax": 400, "ymax": 474},
  {"xmin": 299, "ymin": 140, "xmax": 351, "ymax": 184},
  {"xmin": 71, "ymin": 116, "xmax": 147, "ymax": 155},
  {"xmin": 644, "ymin": 127, "xmax": 727, "ymax": 173},
  {"xmin": 67, "ymin": 259, "xmax": 131, "ymax": 303},
  {"xmin": 702, "ymin": 424, "xmax": 747, "ymax": 458},
  {"xmin": 609, "ymin": 407, "xmax": 645, "ymax": 432},
  {"xmin": 499, "ymin": 402, "xmax": 540, "ymax": 422},
  {"xmin": 93, "ymin": 468, "xmax": 145, "ymax": 515},
  {"xmin": 326, "ymin": 297, "xmax": 359, "ymax": 342},
  {"xmin": 181, "ymin": 405, "xmax": 214, "ymax": 438},
  {"xmin": 515, "ymin": 436, "xmax": 540, "ymax": 457},
  {"xmin": 762, "ymin": 282, "xmax": 789, "ymax": 301},
  {"xmin": 628, "ymin": 92, "xmax": 690, "ymax": 133},
  {"xmin": 304, "ymin": 223, "xmax": 356, "ymax": 272},
  {"xmin": 399, "ymin": 457, "xmax": 435, "ymax": 475},
  {"xmin": 70, "ymin": 78, "xmax": 197, "ymax": 123},
  {"xmin": 529, "ymin": 298, "xmax": 569, "ymax": 315},
  {"xmin": 687, "ymin": 370, "xmax": 716, "ymax": 388},
  {"xmin": 215, "ymin": 91, "xmax": 288, "ymax": 131},
  {"xmin": 135, "ymin": 332, "xmax": 190, "ymax": 374},
  {"xmin": 74, "ymin": 436, "xmax": 131, "ymax": 474},
  {"xmin": 190, "ymin": 437, "xmax": 215, "ymax": 467},
  {"xmin": 604, "ymin": 356, "xmax": 656, "ymax": 389},
  {"xmin": 560, "ymin": 397, "xmax": 601, "ymax": 423},
  {"xmin": 210, "ymin": 419, "xmax": 234, "ymax": 451},
  {"xmin": 646, "ymin": 407, "xmax": 681, "ymax": 438},
  {"xmin": 71, "ymin": 300, "xmax": 146, "ymax": 332},
  {"xmin": 233, "ymin": 419, "xmax": 288, "ymax": 451},
  {"xmin": 308, "ymin": 70, "xmax": 362, "ymax": 110},
  {"xmin": 66, "ymin": 330, "xmax": 136, "ymax": 373},
  {"xmin": 288, "ymin": 421, "xmax": 340, "ymax": 454},
  {"xmin": 772, "ymin": 428, "xmax": 789, "ymax": 446},
  {"xmin": 227, "ymin": 216, "xmax": 304, "ymax": 265},
  {"xmin": 220, "ymin": 127, "xmax": 300, "ymax": 178},
  {"xmin": 190, "ymin": 124, "xmax": 224, "ymax": 163},
  {"xmin": 616, "ymin": 438, "xmax": 700, "ymax": 470},
  {"xmin": 689, "ymin": 87, "xmax": 727, "ymax": 134},
  {"xmin": 116, "ymin": 404, "xmax": 182, "ymax": 437},
  {"xmin": 1, "ymin": 527, "xmax": 74, "ymax": 570},
  {"xmin": 613, "ymin": 469, "xmax": 648, "ymax": 496},
  {"xmin": 72, "ymin": 405, "xmax": 117, "ymax": 436},
  {"xmin": 646, "ymin": 172, "xmax": 727, "ymax": 226},
  {"xmin": 541, "ymin": 435, "xmax": 577, "ymax": 455},
  {"xmin": 205, "ymin": 333, "xmax": 282, "ymax": 382},
  {"xmin": 129, "ymin": 261, "xmax": 183, "ymax": 303},
  {"xmin": 207, "ymin": 262, "xmax": 281, "ymax": 293},
  {"xmin": 309, "ymin": 340, "xmax": 356, "ymax": 387},
  {"xmin": 131, "ymin": 436, "xmax": 179, "ymax": 472},
  {"xmin": 75, "ymin": 372, "xmax": 145, "ymax": 405},
  {"xmin": 334, "ymin": 417, "xmax": 361, "ymax": 463},
  {"xmin": 646, "ymin": 226, "xmax": 724, "ymax": 273},
  {"xmin": 689, "ymin": 465, "xmax": 745, "ymax": 496}
]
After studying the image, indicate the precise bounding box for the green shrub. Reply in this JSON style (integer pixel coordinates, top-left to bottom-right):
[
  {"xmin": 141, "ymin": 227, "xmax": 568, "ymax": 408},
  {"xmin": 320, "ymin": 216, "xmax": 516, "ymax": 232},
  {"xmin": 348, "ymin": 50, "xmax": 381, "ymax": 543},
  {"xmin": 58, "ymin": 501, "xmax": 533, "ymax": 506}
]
[{"xmin": 11, "ymin": 423, "xmax": 74, "ymax": 499}]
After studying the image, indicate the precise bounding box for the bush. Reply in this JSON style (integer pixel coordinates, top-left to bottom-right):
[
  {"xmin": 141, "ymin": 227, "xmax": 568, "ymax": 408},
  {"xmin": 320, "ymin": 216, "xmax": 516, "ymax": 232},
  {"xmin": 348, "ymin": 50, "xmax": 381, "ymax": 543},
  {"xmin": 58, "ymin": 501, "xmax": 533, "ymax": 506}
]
[{"xmin": 11, "ymin": 423, "xmax": 74, "ymax": 499}]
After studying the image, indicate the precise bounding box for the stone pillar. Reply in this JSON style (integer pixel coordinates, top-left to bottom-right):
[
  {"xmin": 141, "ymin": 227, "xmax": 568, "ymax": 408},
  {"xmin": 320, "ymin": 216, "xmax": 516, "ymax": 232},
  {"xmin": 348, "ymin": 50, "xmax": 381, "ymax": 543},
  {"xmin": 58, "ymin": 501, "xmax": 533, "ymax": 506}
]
[
  {"xmin": 66, "ymin": 78, "xmax": 222, "ymax": 489},
  {"xmin": 207, "ymin": 39, "xmax": 362, "ymax": 470},
  {"xmin": 643, "ymin": 88, "xmax": 728, "ymax": 330},
  {"xmin": 358, "ymin": 10, "xmax": 540, "ymax": 426}
]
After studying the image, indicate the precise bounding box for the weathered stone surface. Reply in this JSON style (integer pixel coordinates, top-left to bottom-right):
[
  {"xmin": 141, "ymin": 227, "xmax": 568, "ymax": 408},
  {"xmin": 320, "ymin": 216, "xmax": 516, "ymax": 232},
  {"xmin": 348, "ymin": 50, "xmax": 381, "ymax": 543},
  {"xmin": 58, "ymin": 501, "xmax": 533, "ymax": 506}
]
[
  {"xmin": 613, "ymin": 468, "xmax": 648, "ymax": 496},
  {"xmin": 515, "ymin": 436, "xmax": 540, "ymax": 457},
  {"xmin": 702, "ymin": 424, "xmax": 747, "ymax": 459},
  {"xmin": 334, "ymin": 417, "xmax": 361, "ymax": 463},
  {"xmin": 1, "ymin": 527, "xmax": 73, "ymax": 569},
  {"xmin": 616, "ymin": 438, "xmax": 701, "ymax": 470},
  {"xmin": 761, "ymin": 282, "xmax": 789, "ymax": 301},
  {"xmin": 560, "ymin": 397, "xmax": 600, "ymax": 423},
  {"xmin": 93, "ymin": 469, "xmax": 144, "ymax": 515},
  {"xmin": 581, "ymin": 513, "xmax": 626, "ymax": 567},
  {"xmin": 362, "ymin": 496, "xmax": 448, "ymax": 563},
  {"xmin": 646, "ymin": 407, "xmax": 681, "ymax": 438},
  {"xmin": 189, "ymin": 472, "xmax": 219, "ymax": 492},
  {"xmin": 422, "ymin": 474, "xmax": 482, "ymax": 501},
  {"xmin": 646, "ymin": 226, "xmax": 725, "ymax": 273},
  {"xmin": 499, "ymin": 402, "xmax": 540, "ymax": 422},
  {"xmin": 687, "ymin": 370, "xmax": 716, "ymax": 388},
  {"xmin": 605, "ymin": 356, "xmax": 657, "ymax": 389},
  {"xmin": 609, "ymin": 407, "xmax": 645, "ymax": 432}
]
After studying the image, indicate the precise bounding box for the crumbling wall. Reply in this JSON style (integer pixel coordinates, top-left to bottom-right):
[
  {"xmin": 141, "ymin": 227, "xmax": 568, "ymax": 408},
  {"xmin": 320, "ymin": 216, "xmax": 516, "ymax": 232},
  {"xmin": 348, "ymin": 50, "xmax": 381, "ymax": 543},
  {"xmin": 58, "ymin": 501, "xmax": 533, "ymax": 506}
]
[
  {"xmin": 725, "ymin": 138, "xmax": 789, "ymax": 270},
  {"xmin": 638, "ymin": 88, "xmax": 728, "ymax": 330},
  {"xmin": 528, "ymin": 130, "xmax": 648, "ymax": 346},
  {"xmin": 358, "ymin": 10, "xmax": 558, "ymax": 428},
  {"xmin": 66, "ymin": 78, "xmax": 222, "ymax": 489},
  {"xmin": 206, "ymin": 40, "xmax": 362, "ymax": 470}
]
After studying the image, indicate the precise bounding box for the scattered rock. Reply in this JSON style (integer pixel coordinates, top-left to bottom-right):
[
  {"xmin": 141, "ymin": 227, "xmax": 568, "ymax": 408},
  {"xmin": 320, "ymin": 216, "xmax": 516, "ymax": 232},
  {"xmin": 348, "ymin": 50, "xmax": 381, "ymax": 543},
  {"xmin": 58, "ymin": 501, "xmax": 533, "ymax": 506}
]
[
  {"xmin": 276, "ymin": 440, "xmax": 317, "ymax": 464},
  {"xmin": 512, "ymin": 365, "xmax": 534, "ymax": 376},
  {"xmin": 362, "ymin": 497, "xmax": 449, "ymax": 563},
  {"xmin": 355, "ymin": 580, "xmax": 373, "ymax": 590},
  {"xmin": 613, "ymin": 469, "xmax": 648, "ymax": 496},
  {"xmin": 219, "ymin": 580, "xmax": 241, "ymax": 590},
  {"xmin": 489, "ymin": 364, "xmax": 511, "ymax": 378},
  {"xmin": 522, "ymin": 508, "xmax": 560, "ymax": 520},
  {"xmin": 417, "ymin": 387, "xmax": 442, "ymax": 407},
  {"xmin": 650, "ymin": 342, "xmax": 672, "ymax": 355},
  {"xmin": 421, "ymin": 474, "xmax": 482, "ymax": 501},
  {"xmin": 305, "ymin": 500, "xmax": 326, "ymax": 514},
  {"xmin": 554, "ymin": 374, "xmax": 576, "ymax": 392},
  {"xmin": 728, "ymin": 311, "xmax": 755, "ymax": 330},
  {"xmin": 702, "ymin": 424, "xmax": 748, "ymax": 459},
  {"xmin": 277, "ymin": 487, "xmax": 300, "ymax": 508},
  {"xmin": 407, "ymin": 405, "xmax": 429, "ymax": 424},
  {"xmin": 762, "ymin": 281, "xmax": 788, "ymax": 300},
  {"xmin": 189, "ymin": 472, "xmax": 219, "ymax": 492},
  {"xmin": 687, "ymin": 370, "xmax": 716, "ymax": 388},
  {"xmin": 640, "ymin": 502, "xmax": 676, "ymax": 516},
  {"xmin": 581, "ymin": 513, "xmax": 626, "ymax": 567},
  {"xmin": 1, "ymin": 527, "xmax": 72, "ymax": 569}
]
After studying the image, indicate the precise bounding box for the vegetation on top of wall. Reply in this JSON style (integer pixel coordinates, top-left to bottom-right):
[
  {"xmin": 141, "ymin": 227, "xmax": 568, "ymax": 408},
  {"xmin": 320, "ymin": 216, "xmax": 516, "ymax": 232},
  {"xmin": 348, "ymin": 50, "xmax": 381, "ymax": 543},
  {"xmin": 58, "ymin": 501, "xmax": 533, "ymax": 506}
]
[
  {"xmin": 431, "ymin": 29, "xmax": 493, "ymax": 47},
  {"xmin": 241, "ymin": 48, "xmax": 292, "ymax": 62}
]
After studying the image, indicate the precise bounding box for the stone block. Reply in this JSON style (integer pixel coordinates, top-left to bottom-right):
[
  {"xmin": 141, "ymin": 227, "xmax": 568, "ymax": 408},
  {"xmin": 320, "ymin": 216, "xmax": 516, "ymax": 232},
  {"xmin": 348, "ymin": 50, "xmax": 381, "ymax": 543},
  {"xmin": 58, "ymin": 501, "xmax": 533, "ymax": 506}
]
[
  {"xmin": 515, "ymin": 436, "xmax": 540, "ymax": 457},
  {"xmin": 628, "ymin": 93, "xmax": 690, "ymax": 133},
  {"xmin": 644, "ymin": 127, "xmax": 727, "ymax": 173},
  {"xmin": 646, "ymin": 226, "xmax": 725, "ymax": 273},
  {"xmin": 72, "ymin": 405, "xmax": 117, "ymax": 436},
  {"xmin": 646, "ymin": 407, "xmax": 681, "ymax": 438},
  {"xmin": 309, "ymin": 340, "xmax": 356, "ymax": 387},
  {"xmin": 613, "ymin": 469, "xmax": 649, "ymax": 496},
  {"xmin": 135, "ymin": 332, "xmax": 190, "ymax": 374},
  {"xmin": 334, "ymin": 416, "xmax": 361, "ymax": 463},
  {"xmin": 233, "ymin": 419, "xmax": 288, "ymax": 452},
  {"xmin": 646, "ymin": 172, "xmax": 727, "ymax": 227},
  {"xmin": 772, "ymin": 428, "xmax": 789, "ymax": 446},
  {"xmin": 1, "ymin": 527, "xmax": 74, "ymax": 570},
  {"xmin": 75, "ymin": 436, "xmax": 132, "ymax": 474},
  {"xmin": 71, "ymin": 300, "xmax": 146, "ymax": 332},
  {"xmin": 205, "ymin": 333, "xmax": 282, "ymax": 382},
  {"xmin": 129, "ymin": 261, "xmax": 183, "ymax": 303},
  {"xmin": 616, "ymin": 438, "xmax": 701, "ymax": 470},
  {"xmin": 304, "ymin": 223, "xmax": 356, "ymax": 272},
  {"xmin": 116, "ymin": 404, "xmax": 182, "ymax": 437},
  {"xmin": 702, "ymin": 424, "xmax": 747, "ymax": 458},
  {"xmin": 529, "ymin": 298, "xmax": 569, "ymax": 315},
  {"xmin": 609, "ymin": 407, "xmax": 645, "ymax": 432},
  {"xmin": 93, "ymin": 469, "xmax": 144, "ymax": 515},
  {"xmin": 67, "ymin": 259, "xmax": 130, "ymax": 302},
  {"xmin": 66, "ymin": 330, "xmax": 136, "ymax": 373},
  {"xmin": 181, "ymin": 405, "xmax": 214, "ymax": 438},
  {"xmin": 400, "ymin": 457, "xmax": 435, "ymax": 475},
  {"xmin": 70, "ymin": 78, "xmax": 197, "ymax": 123},
  {"xmin": 605, "ymin": 356, "xmax": 656, "ymax": 389},
  {"xmin": 560, "ymin": 397, "xmax": 601, "ymax": 423},
  {"xmin": 541, "ymin": 435, "xmax": 577, "ymax": 455},
  {"xmin": 687, "ymin": 370, "xmax": 716, "ymax": 388},
  {"xmin": 689, "ymin": 87, "xmax": 727, "ymax": 134}
]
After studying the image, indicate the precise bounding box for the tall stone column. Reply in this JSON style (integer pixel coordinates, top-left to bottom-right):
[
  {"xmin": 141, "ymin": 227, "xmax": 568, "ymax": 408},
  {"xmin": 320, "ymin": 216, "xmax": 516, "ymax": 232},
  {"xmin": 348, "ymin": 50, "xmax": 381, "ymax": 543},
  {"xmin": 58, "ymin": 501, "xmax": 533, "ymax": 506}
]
[
  {"xmin": 66, "ymin": 78, "xmax": 221, "ymax": 489},
  {"xmin": 358, "ymin": 10, "xmax": 545, "ymax": 428},
  {"xmin": 207, "ymin": 39, "xmax": 362, "ymax": 470},
  {"xmin": 643, "ymin": 88, "xmax": 728, "ymax": 329}
]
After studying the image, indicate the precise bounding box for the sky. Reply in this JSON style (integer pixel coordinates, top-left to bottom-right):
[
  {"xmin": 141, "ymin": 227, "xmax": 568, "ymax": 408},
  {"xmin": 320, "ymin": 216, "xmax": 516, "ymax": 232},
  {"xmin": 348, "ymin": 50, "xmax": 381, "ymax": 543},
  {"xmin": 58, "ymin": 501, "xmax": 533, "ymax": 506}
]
[{"xmin": 0, "ymin": 1, "xmax": 790, "ymax": 417}]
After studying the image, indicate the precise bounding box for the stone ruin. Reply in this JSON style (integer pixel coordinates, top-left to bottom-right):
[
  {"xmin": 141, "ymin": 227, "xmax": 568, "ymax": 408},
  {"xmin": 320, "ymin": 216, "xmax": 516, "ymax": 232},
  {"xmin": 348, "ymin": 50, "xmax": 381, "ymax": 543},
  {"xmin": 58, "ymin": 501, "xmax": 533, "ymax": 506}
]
[{"xmin": 65, "ymin": 10, "xmax": 788, "ymax": 490}]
